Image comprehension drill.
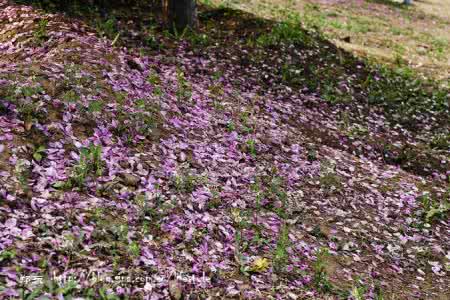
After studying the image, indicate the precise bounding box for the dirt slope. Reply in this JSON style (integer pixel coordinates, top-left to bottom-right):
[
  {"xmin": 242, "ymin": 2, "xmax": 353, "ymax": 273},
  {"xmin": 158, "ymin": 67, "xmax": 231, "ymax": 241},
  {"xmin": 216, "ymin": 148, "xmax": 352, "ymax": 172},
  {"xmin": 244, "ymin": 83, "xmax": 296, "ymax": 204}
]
[{"xmin": 0, "ymin": 1, "xmax": 449, "ymax": 299}]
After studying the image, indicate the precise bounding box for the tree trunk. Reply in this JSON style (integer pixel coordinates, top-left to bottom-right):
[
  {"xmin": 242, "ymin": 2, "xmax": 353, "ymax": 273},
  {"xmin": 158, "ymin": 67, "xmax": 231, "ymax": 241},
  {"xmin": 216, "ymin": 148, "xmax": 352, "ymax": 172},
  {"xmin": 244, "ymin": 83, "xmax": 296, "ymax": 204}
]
[{"xmin": 163, "ymin": 0, "xmax": 197, "ymax": 31}]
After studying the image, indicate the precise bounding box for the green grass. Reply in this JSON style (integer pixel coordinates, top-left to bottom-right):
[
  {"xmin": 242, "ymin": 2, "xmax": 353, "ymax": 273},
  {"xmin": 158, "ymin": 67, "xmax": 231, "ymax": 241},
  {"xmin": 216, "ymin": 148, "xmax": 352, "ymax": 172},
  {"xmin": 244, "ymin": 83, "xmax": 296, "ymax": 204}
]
[{"xmin": 256, "ymin": 14, "xmax": 312, "ymax": 47}]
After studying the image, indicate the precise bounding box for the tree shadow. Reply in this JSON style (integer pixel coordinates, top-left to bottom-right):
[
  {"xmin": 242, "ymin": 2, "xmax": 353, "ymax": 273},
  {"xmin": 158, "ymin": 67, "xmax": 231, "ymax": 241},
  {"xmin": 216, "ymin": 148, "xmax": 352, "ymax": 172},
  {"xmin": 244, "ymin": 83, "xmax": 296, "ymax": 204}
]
[
  {"xmin": 11, "ymin": 0, "xmax": 161, "ymax": 19},
  {"xmin": 11, "ymin": 0, "xmax": 165, "ymax": 45}
]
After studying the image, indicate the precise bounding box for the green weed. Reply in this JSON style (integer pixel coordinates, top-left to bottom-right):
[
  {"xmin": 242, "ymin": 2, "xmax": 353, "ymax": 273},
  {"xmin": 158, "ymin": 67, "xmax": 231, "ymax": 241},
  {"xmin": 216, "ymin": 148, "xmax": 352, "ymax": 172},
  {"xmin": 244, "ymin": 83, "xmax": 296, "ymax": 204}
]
[
  {"xmin": 176, "ymin": 68, "xmax": 193, "ymax": 102},
  {"xmin": 128, "ymin": 241, "xmax": 140, "ymax": 257},
  {"xmin": 418, "ymin": 193, "xmax": 450, "ymax": 225},
  {"xmin": 173, "ymin": 172, "xmax": 204, "ymax": 194},
  {"xmin": 56, "ymin": 144, "xmax": 104, "ymax": 189},
  {"xmin": 0, "ymin": 249, "xmax": 16, "ymax": 262},
  {"xmin": 245, "ymin": 139, "xmax": 257, "ymax": 158},
  {"xmin": 147, "ymin": 70, "xmax": 161, "ymax": 85},
  {"xmin": 62, "ymin": 90, "xmax": 80, "ymax": 102},
  {"xmin": 272, "ymin": 222, "xmax": 290, "ymax": 272},
  {"xmin": 32, "ymin": 145, "xmax": 46, "ymax": 162},
  {"xmin": 33, "ymin": 19, "xmax": 49, "ymax": 44},
  {"xmin": 14, "ymin": 159, "xmax": 31, "ymax": 195},
  {"xmin": 88, "ymin": 100, "xmax": 103, "ymax": 113},
  {"xmin": 312, "ymin": 248, "xmax": 334, "ymax": 293},
  {"xmin": 96, "ymin": 16, "xmax": 118, "ymax": 39},
  {"xmin": 184, "ymin": 28, "xmax": 210, "ymax": 47},
  {"xmin": 430, "ymin": 132, "xmax": 450, "ymax": 150},
  {"xmin": 238, "ymin": 110, "xmax": 254, "ymax": 134}
]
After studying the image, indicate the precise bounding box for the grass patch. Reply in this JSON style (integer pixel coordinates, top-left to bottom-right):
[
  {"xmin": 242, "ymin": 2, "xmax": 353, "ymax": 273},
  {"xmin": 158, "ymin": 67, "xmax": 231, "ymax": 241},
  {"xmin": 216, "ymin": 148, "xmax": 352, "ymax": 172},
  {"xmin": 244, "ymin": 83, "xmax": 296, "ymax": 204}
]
[{"xmin": 256, "ymin": 15, "xmax": 312, "ymax": 47}]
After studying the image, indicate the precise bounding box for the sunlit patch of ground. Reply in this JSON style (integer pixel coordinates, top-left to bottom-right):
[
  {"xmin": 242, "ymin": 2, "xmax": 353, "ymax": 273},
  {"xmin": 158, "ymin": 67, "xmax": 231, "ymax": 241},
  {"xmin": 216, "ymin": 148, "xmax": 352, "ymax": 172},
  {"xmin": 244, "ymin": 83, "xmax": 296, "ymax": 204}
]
[{"xmin": 208, "ymin": 0, "xmax": 450, "ymax": 82}]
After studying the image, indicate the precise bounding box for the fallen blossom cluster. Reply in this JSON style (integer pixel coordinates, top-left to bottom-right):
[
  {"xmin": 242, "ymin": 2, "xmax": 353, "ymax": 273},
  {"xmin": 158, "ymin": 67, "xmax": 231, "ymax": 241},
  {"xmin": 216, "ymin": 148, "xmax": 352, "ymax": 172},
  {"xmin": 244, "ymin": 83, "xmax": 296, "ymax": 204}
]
[{"xmin": 0, "ymin": 1, "xmax": 448, "ymax": 299}]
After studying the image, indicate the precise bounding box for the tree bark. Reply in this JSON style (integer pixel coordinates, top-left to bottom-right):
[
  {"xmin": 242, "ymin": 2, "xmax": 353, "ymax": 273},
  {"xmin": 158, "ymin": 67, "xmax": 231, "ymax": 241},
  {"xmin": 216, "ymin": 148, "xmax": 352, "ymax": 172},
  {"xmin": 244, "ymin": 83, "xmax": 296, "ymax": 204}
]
[{"xmin": 164, "ymin": 0, "xmax": 197, "ymax": 31}]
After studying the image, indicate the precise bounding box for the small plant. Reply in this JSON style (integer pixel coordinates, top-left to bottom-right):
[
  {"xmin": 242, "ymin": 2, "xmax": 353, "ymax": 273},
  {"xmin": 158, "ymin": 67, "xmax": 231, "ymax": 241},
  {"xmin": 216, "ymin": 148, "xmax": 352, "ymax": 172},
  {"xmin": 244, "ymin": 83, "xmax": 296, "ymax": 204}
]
[
  {"xmin": 373, "ymin": 282, "xmax": 384, "ymax": 300},
  {"xmin": 208, "ymin": 82, "xmax": 224, "ymax": 109},
  {"xmin": 147, "ymin": 70, "xmax": 161, "ymax": 85},
  {"xmin": 134, "ymin": 192, "xmax": 159, "ymax": 220},
  {"xmin": 7, "ymin": 85, "xmax": 45, "ymax": 123},
  {"xmin": 128, "ymin": 241, "xmax": 140, "ymax": 257},
  {"xmin": 63, "ymin": 144, "xmax": 104, "ymax": 189},
  {"xmin": 350, "ymin": 285, "xmax": 366, "ymax": 300},
  {"xmin": 239, "ymin": 110, "xmax": 254, "ymax": 134},
  {"xmin": 373, "ymin": 282, "xmax": 385, "ymax": 300},
  {"xmin": 17, "ymin": 100, "xmax": 40, "ymax": 125},
  {"xmin": 32, "ymin": 145, "xmax": 46, "ymax": 162},
  {"xmin": 339, "ymin": 111, "xmax": 351, "ymax": 131},
  {"xmin": 231, "ymin": 208, "xmax": 254, "ymax": 275},
  {"xmin": 184, "ymin": 28, "xmax": 210, "ymax": 47},
  {"xmin": 212, "ymin": 71, "xmax": 223, "ymax": 81},
  {"xmin": 418, "ymin": 193, "xmax": 450, "ymax": 224},
  {"xmin": 33, "ymin": 19, "xmax": 49, "ymax": 44},
  {"xmin": 207, "ymin": 187, "xmax": 222, "ymax": 209},
  {"xmin": 347, "ymin": 123, "xmax": 369, "ymax": 138},
  {"xmin": 250, "ymin": 177, "xmax": 263, "ymax": 209},
  {"xmin": 349, "ymin": 278, "xmax": 384, "ymax": 300},
  {"xmin": 233, "ymin": 229, "xmax": 247, "ymax": 275},
  {"xmin": 166, "ymin": 26, "xmax": 189, "ymax": 40},
  {"xmin": 176, "ymin": 68, "xmax": 192, "ymax": 102},
  {"xmin": 269, "ymin": 176, "xmax": 288, "ymax": 217},
  {"xmin": 173, "ymin": 172, "xmax": 202, "ymax": 194},
  {"xmin": 312, "ymin": 248, "xmax": 334, "ymax": 293},
  {"xmin": 18, "ymin": 86, "xmax": 44, "ymax": 98},
  {"xmin": 144, "ymin": 33, "xmax": 159, "ymax": 49},
  {"xmin": 96, "ymin": 16, "xmax": 118, "ymax": 39},
  {"xmin": 89, "ymin": 144, "xmax": 103, "ymax": 176},
  {"xmin": 245, "ymin": 139, "xmax": 257, "ymax": 158},
  {"xmin": 272, "ymin": 222, "xmax": 290, "ymax": 272},
  {"xmin": 133, "ymin": 101, "xmax": 160, "ymax": 137},
  {"xmin": 15, "ymin": 159, "xmax": 31, "ymax": 195},
  {"xmin": 430, "ymin": 132, "xmax": 449, "ymax": 150},
  {"xmin": 307, "ymin": 144, "xmax": 318, "ymax": 162},
  {"xmin": 0, "ymin": 249, "xmax": 16, "ymax": 262},
  {"xmin": 60, "ymin": 231, "xmax": 85, "ymax": 254},
  {"xmin": 71, "ymin": 152, "xmax": 90, "ymax": 188},
  {"xmin": 111, "ymin": 223, "xmax": 129, "ymax": 242},
  {"xmin": 252, "ymin": 175, "xmax": 289, "ymax": 217},
  {"xmin": 88, "ymin": 100, "xmax": 103, "ymax": 114},
  {"xmin": 226, "ymin": 121, "xmax": 235, "ymax": 132},
  {"xmin": 97, "ymin": 287, "xmax": 121, "ymax": 300},
  {"xmin": 62, "ymin": 90, "xmax": 80, "ymax": 103},
  {"xmin": 280, "ymin": 63, "xmax": 302, "ymax": 85}
]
